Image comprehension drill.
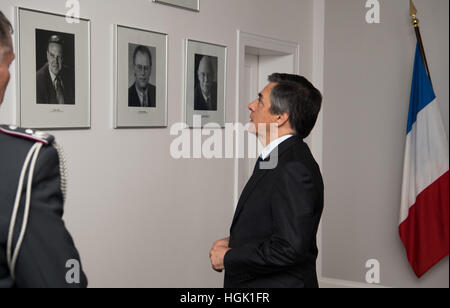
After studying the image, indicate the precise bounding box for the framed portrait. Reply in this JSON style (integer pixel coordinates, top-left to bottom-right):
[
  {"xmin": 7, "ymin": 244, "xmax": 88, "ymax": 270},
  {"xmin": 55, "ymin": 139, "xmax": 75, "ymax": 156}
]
[
  {"xmin": 153, "ymin": 0, "xmax": 200, "ymax": 12},
  {"xmin": 15, "ymin": 7, "xmax": 91, "ymax": 129},
  {"xmin": 114, "ymin": 25, "xmax": 168, "ymax": 128},
  {"xmin": 185, "ymin": 39, "xmax": 227, "ymax": 128}
]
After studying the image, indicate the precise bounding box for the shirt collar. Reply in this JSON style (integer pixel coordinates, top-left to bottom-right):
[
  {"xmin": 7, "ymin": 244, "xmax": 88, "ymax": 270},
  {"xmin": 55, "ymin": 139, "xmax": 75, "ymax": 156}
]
[
  {"xmin": 260, "ymin": 134, "xmax": 294, "ymax": 160},
  {"xmin": 48, "ymin": 66, "xmax": 57, "ymax": 84},
  {"xmin": 202, "ymin": 91, "xmax": 210, "ymax": 102},
  {"xmin": 136, "ymin": 84, "xmax": 148, "ymax": 94},
  {"xmin": 135, "ymin": 84, "xmax": 148, "ymax": 101}
]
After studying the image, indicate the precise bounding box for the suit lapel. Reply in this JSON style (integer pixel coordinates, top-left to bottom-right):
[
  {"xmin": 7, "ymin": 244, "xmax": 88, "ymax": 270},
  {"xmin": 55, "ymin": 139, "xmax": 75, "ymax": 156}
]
[
  {"xmin": 132, "ymin": 83, "xmax": 140, "ymax": 106},
  {"xmin": 230, "ymin": 167, "xmax": 268, "ymax": 229},
  {"xmin": 148, "ymin": 87, "xmax": 155, "ymax": 108},
  {"xmin": 230, "ymin": 136, "xmax": 301, "ymax": 232}
]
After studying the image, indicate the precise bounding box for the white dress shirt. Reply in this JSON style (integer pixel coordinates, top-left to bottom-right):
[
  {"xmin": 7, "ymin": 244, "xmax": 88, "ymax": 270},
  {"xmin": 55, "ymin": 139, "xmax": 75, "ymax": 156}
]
[
  {"xmin": 135, "ymin": 84, "xmax": 149, "ymax": 107},
  {"xmin": 48, "ymin": 67, "xmax": 60, "ymax": 90},
  {"xmin": 260, "ymin": 134, "xmax": 294, "ymax": 160}
]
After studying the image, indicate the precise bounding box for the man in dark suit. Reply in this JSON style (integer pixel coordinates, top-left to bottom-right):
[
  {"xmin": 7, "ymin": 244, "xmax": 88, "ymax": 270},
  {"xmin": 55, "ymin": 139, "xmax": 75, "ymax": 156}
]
[
  {"xmin": 0, "ymin": 11, "xmax": 87, "ymax": 288},
  {"xmin": 194, "ymin": 55, "xmax": 217, "ymax": 111},
  {"xmin": 129, "ymin": 45, "xmax": 156, "ymax": 108},
  {"xmin": 36, "ymin": 35, "xmax": 75, "ymax": 105},
  {"xmin": 210, "ymin": 73, "xmax": 323, "ymax": 288}
]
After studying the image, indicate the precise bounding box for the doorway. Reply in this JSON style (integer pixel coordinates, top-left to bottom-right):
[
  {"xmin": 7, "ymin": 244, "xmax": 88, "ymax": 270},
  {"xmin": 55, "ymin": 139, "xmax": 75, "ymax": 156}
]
[{"xmin": 234, "ymin": 31, "xmax": 300, "ymax": 206}]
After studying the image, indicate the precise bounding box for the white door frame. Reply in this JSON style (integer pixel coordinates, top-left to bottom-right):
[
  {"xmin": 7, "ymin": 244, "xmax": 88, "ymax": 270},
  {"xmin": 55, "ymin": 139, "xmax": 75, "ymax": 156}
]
[{"xmin": 233, "ymin": 30, "xmax": 300, "ymax": 207}]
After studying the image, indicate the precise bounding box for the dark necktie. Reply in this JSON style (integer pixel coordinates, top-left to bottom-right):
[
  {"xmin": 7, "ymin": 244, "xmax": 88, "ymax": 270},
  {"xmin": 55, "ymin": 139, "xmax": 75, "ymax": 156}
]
[
  {"xmin": 55, "ymin": 77, "xmax": 65, "ymax": 105},
  {"xmin": 142, "ymin": 91, "xmax": 149, "ymax": 107}
]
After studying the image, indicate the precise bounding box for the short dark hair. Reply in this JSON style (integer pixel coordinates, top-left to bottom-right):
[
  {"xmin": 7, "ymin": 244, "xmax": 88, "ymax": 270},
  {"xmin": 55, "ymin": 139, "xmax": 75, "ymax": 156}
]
[
  {"xmin": 268, "ymin": 73, "xmax": 322, "ymax": 139},
  {"xmin": 133, "ymin": 45, "xmax": 152, "ymax": 67},
  {"xmin": 0, "ymin": 11, "xmax": 13, "ymax": 48}
]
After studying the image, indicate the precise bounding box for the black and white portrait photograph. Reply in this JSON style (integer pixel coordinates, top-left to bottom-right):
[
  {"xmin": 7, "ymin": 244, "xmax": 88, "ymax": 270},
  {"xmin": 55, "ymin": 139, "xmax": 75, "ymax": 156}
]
[
  {"xmin": 185, "ymin": 40, "xmax": 226, "ymax": 128},
  {"xmin": 114, "ymin": 25, "xmax": 168, "ymax": 128},
  {"xmin": 128, "ymin": 44, "xmax": 156, "ymax": 108},
  {"xmin": 35, "ymin": 29, "xmax": 75, "ymax": 105},
  {"xmin": 16, "ymin": 7, "xmax": 91, "ymax": 129},
  {"xmin": 194, "ymin": 54, "xmax": 218, "ymax": 111}
]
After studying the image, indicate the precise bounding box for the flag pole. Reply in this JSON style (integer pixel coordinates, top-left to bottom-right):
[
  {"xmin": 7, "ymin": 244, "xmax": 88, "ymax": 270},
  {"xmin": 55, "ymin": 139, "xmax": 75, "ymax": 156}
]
[{"xmin": 410, "ymin": 0, "xmax": 432, "ymax": 85}]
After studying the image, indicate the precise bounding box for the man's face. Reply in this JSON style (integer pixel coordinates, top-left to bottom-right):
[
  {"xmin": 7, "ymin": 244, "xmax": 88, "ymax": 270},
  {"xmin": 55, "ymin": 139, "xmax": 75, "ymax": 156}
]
[
  {"xmin": 197, "ymin": 58, "xmax": 214, "ymax": 97},
  {"xmin": 248, "ymin": 82, "xmax": 278, "ymax": 137},
  {"xmin": 0, "ymin": 37, "xmax": 15, "ymax": 106},
  {"xmin": 47, "ymin": 42, "xmax": 63, "ymax": 76},
  {"xmin": 134, "ymin": 51, "xmax": 151, "ymax": 90}
]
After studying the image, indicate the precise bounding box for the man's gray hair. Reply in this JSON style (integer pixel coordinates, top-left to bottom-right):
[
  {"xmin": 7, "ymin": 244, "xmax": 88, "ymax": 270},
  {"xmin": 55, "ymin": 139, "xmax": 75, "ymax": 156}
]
[
  {"xmin": 0, "ymin": 11, "xmax": 13, "ymax": 48},
  {"xmin": 268, "ymin": 73, "xmax": 322, "ymax": 139}
]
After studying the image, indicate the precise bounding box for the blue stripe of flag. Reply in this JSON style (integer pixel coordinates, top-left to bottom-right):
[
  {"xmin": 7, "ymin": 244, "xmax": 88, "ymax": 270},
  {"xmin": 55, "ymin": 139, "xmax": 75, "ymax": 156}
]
[{"xmin": 407, "ymin": 44, "xmax": 436, "ymax": 135}]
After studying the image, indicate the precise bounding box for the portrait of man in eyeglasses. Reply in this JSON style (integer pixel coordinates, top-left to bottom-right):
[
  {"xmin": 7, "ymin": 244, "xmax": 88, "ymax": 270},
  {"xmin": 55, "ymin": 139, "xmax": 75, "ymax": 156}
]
[{"xmin": 128, "ymin": 44, "xmax": 156, "ymax": 108}]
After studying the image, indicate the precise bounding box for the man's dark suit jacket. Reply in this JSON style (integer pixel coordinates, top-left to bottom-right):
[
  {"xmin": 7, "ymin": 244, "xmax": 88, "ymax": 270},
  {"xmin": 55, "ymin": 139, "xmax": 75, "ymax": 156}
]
[
  {"xmin": 194, "ymin": 83, "xmax": 217, "ymax": 111},
  {"xmin": 0, "ymin": 125, "xmax": 87, "ymax": 288},
  {"xmin": 128, "ymin": 83, "xmax": 156, "ymax": 108},
  {"xmin": 36, "ymin": 64, "xmax": 75, "ymax": 105},
  {"xmin": 224, "ymin": 136, "xmax": 324, "ymax": 288}
]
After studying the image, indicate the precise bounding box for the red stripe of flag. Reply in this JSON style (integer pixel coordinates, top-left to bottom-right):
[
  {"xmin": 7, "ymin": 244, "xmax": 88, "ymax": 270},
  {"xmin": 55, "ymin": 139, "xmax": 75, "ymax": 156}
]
[{"xmin": 399, "ymin": 171, "xmax": 449, "ymax": 277}]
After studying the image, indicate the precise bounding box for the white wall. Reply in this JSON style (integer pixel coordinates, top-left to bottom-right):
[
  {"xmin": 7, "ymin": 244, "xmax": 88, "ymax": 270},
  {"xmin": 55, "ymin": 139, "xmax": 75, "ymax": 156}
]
[
  {"xmin": 4, "ymin": 0, "xmax": 445, "ymax": 290},
  {"xmin": 0, "ymin": 0, "xmax": 315, "ymax": 287},
  {"xmin": 321, "ymin": 0, "xmax": 449, "ymax": 288}
]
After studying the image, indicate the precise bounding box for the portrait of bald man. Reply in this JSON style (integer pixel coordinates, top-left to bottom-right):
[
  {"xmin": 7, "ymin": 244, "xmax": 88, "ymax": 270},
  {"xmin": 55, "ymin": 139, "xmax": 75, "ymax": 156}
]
[
  {"xmin": 194, "ymin": 54, "xmax": 218, "ymax": 111},
  {"xmin": 36, "ymin": 30, "xmax": 75, "ymax": 105}
]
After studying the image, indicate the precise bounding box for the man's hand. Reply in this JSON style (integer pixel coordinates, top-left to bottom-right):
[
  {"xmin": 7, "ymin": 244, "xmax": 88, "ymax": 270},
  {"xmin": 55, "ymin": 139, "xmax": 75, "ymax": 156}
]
[
  {"xmin": 209, "ymin": 245, "xmax": 230, "ymax": 273},
  {"xmin": 212, "ymin": 237, "xmax": 229, "ymax": 249},
  {"xmin": 210, "ymin": 237, "xmax": 230, "ymax": 273}
]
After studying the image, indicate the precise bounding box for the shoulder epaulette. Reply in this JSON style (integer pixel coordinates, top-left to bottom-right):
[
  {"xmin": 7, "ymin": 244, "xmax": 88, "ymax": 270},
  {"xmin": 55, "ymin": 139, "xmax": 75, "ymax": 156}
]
[{"xmin": 0, "ymin": 125, "xmax": 55, "ymax": 145}]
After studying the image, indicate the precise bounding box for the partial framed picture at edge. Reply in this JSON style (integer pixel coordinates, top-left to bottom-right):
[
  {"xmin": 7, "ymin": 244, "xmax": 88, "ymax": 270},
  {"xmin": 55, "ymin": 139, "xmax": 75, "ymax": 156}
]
[
  {"xmin": 185, "ymin": 39, "xmax": 226, "ymax": 128},
  {"xmin": 15, "ymin": 7, "xmax": 91, "ymax": 129},
  {"xmin": 153, "ymin": 0, "xmax": 200, "ymax": 12},
  {"xmin": 114, "ymin": 25, "xmax": 168, "ymax": 128}
]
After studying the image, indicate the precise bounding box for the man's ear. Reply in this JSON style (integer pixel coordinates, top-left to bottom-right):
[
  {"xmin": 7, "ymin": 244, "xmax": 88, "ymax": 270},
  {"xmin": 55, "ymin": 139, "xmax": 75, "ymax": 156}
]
[{"xmin": 276, "ymin": 112, "xmax": 290, "ymax": 127}]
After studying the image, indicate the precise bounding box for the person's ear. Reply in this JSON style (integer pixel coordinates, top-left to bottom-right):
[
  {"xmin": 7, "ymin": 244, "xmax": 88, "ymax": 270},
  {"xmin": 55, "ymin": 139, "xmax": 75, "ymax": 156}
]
[{"xmin": 276, "ymin": 113, "xmax": 290, "ymax": 127}]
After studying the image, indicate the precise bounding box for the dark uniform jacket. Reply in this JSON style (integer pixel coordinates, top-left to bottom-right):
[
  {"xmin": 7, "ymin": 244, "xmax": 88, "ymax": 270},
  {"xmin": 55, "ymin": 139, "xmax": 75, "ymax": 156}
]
[
  {"xmin": 0, "ymin": 125, "xmax": 87, "ymax": 288},
  {"xmin": 224, "ymin": 136, "xmax": 324, "ymax": 288}
]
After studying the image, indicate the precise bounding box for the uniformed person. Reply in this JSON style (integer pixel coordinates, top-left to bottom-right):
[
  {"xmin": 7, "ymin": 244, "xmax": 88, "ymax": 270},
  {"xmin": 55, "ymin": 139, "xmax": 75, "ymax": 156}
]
[{"xmin": 0, "ymin": 11, "xmax": 87, "ymax": 288}]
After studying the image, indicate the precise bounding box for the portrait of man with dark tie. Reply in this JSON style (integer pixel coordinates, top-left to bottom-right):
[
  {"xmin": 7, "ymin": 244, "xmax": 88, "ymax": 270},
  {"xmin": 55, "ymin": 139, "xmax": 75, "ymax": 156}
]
[
  {"xmin": 128, "ymin": 44, "xmax": 156, "ymax": 108},
  {"xmin": 35, "ymin": 31, "xmax": 75, "ymax": 105},
  {"xmin": 194, "ymin": 54, "xmax": 218, "ymax": 111}
]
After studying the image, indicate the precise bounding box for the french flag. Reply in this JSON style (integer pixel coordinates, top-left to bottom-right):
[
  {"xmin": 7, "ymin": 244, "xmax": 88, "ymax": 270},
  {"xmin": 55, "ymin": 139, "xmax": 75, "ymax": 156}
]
[{"xmin": 399, "ymin": 44, "xmax": 449, "ymax": 278}]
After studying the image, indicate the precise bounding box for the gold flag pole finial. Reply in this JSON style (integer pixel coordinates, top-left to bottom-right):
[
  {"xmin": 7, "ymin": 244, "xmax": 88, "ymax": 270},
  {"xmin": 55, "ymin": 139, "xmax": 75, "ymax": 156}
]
[
  {"xmin": 410, "ymin": 0, "xmax": 419, "ymax": 27},
  {"xmin": 410, "ymin": 0, "xmax": 432, "ymax": 84}
]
